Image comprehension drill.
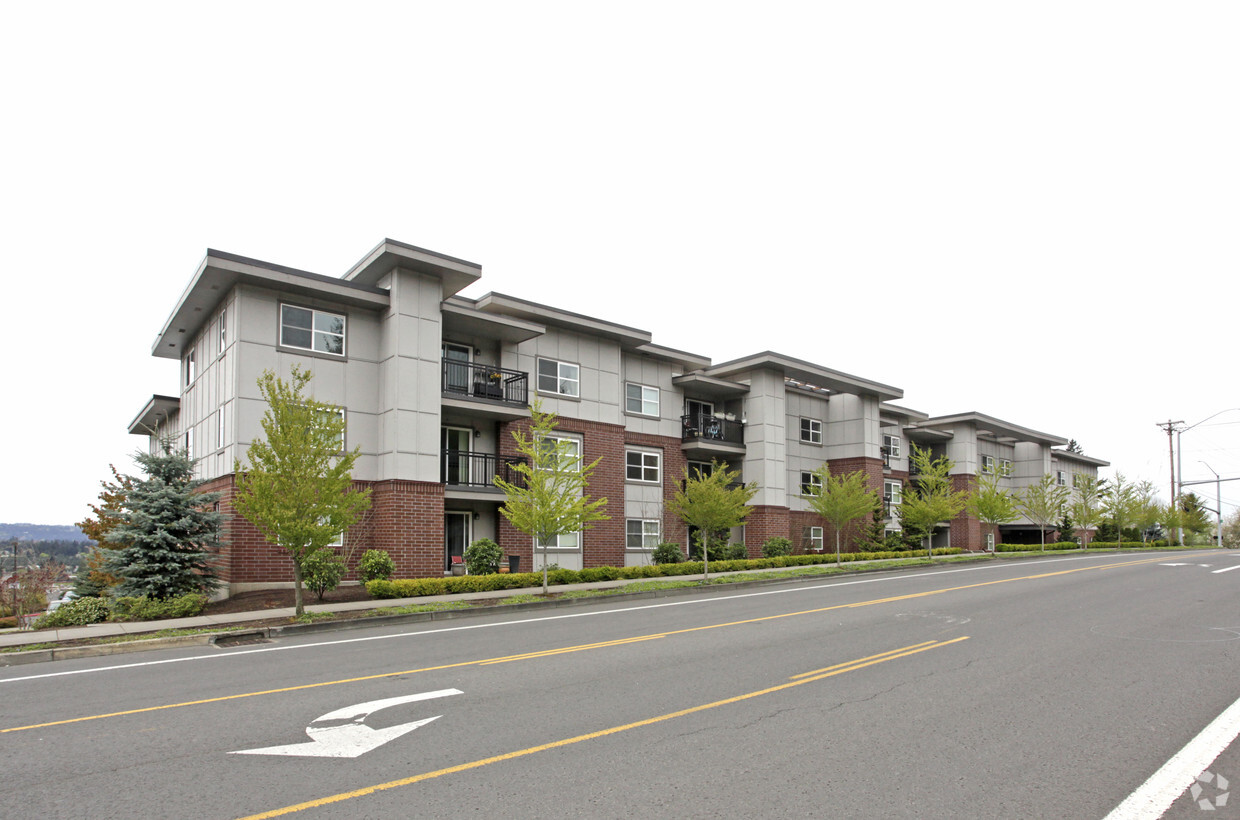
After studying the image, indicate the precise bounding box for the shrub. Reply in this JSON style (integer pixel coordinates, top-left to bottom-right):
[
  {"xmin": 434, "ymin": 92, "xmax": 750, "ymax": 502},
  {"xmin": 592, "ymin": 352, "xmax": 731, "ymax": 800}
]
[
  {"xmin": 358, "ymin": 549, "xmax": 396, "ymax": 582},
  {"xmin": 721, "ymin": 543, "xmax": 748, "ymax": 561},
  {"xmin": 33, "ymin": 596, "xmax": 111, "ymax": 629},
  {"xmin": 762, "ymin": 537, "xmax": 793, "ymax": 558},
  {"xmin": 300, "ymin": 549, "xmax": 347, "ymax": 600},
  {"xmin": 464, "ymin": 538, "xmax": 503, "ymax": 575},
  {"xmin": 111, "ymin": 593, "xmax": 209, "ymax": 621},
  {"xmin": 652, "ymin": 542, "xmax": 686, "ymax": 564}
]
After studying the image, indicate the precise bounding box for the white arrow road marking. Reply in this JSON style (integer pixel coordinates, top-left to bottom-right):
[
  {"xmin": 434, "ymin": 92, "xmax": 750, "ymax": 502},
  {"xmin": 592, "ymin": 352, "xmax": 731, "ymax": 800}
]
[
  {"xmin": 231, "ymin": 688, "xmax": 463, "ymax": 758},
  {"xmin": 1213, "ymin": 565, "xmax": 1240, "ymax": 574}
]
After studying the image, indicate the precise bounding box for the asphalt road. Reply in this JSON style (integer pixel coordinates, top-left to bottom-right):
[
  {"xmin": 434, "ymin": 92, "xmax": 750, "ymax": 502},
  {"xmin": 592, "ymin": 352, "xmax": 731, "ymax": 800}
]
[{"xmin": 4, "ymin": 550, "xmax": 1239, "ymax": 819}]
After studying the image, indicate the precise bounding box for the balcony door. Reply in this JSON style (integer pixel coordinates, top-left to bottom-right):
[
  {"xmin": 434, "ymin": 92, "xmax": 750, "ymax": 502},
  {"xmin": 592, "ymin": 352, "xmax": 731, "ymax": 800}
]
[
  {"xmin": 444, "ymin": 512, "xmax": 470, "ymax": 572},
  {"xmin": 443, "ymin": 343, "xmax": 471, "ymax": 394},
  {"xmin": 442, "ymin": 426, "xmax": 472, "ymax": 485}
]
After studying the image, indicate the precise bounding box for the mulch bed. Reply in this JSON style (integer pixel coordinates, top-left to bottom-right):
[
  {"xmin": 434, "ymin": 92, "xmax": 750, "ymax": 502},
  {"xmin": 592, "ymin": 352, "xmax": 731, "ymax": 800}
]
[{"xmin": 203, "ymin": 584, "xmax": 375, "ymax": 616}]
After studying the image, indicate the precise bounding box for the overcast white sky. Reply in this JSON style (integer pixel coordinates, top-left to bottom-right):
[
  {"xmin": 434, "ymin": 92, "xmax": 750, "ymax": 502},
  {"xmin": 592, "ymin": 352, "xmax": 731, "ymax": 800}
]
[{"xmin": 2, "ymin": 2, "xmax": 1237, "ymax": 527}]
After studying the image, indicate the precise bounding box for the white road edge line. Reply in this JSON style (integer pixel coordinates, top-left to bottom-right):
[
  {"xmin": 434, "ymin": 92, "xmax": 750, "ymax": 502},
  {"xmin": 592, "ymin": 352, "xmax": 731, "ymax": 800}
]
[
  {"xmin": 1212, "ymin": 565, "xmax": 1240, "ymax": 574},
  {"xmin": 1103, "ymin": 694, "xmax": 1240, "ymax": 819},
  {"xmin": 0, "ymin": 553, "xmax": 1134, "ymax": 684}
]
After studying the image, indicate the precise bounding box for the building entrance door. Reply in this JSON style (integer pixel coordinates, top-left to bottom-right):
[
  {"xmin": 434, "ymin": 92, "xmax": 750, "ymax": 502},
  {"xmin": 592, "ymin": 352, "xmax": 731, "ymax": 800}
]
[{"xmin": 444, "ymin": 512, "xmax": 470, "ymax": 572}]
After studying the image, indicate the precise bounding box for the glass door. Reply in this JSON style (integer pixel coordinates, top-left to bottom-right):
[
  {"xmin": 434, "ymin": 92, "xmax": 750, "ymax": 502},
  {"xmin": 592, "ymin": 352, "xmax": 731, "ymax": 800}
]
[
  {"xmin": 444, "ymin": 512, "xmax": 470, "ymax": 572},
  {"xmin": 442, "ymin": 343, "xmax": 471, "ymax": 395},
  {"xmin": 441, "ymin": 427, "xmax": 473, "ymax": 485}
]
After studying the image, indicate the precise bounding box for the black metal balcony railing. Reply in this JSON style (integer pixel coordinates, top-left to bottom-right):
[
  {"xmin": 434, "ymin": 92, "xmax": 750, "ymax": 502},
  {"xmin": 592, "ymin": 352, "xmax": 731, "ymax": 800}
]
[
  {"xmin": 441, "ymin": 451, "xmax": 528, "ymax": 488},
  {"xmin": 881, "ymin": 445, "xmax": 891, "ymax": 468},
  {"xmin": 681, "ymin": 414, "xmax": 745, "ymax": 445},
  {"xmin": 442, "ymin": 360, "xmax": 529, "ymax": 406}
]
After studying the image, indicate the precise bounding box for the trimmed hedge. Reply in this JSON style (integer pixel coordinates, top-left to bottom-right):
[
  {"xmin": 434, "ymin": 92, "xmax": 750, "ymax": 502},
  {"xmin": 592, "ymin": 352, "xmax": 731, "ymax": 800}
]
[
  {"xmin": 996, "ymin": 540, "xmax": 1165, "ymax": 553},
  {"xmin": 366, "ymin": 547, "xmax": 966, "ymax": 600}
]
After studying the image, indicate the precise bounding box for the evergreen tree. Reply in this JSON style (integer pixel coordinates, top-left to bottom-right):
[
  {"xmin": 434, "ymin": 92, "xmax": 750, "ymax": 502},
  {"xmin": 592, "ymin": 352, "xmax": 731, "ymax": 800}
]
[{"xmin": 104, "ymin": 446, "xmax": 221, "ymax": 599}]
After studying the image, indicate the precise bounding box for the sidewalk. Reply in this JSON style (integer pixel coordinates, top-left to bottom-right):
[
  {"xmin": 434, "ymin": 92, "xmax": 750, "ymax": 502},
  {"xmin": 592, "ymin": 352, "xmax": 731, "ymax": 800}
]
[{"xmin": 0, "ymin": 570, "xmax": 756, "ymax": 651}]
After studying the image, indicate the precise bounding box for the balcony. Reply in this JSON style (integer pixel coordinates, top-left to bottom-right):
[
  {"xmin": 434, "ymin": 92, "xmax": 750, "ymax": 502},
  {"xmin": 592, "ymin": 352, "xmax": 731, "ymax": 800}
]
[
  {"xmin": 442, "ymin": 360, "xmax": 530, "ymax": 420},
  {"xmin": 680, "ymin": 413, "xmax": 746, "ymax": 458},
  {"xmin": 441, "ymin": 450, "xmax": 528, "ymax": 491}
]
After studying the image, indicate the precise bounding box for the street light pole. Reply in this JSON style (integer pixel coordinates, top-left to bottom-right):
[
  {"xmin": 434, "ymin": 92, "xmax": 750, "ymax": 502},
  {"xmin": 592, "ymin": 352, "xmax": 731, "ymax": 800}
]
[
  {"xmin": 1200, "ymin": 462, "xmax": 1222, "ymax": 548},
  {"xmin": 1172, "ymin": 409, "xmax": 1240, "ymax": 545}
]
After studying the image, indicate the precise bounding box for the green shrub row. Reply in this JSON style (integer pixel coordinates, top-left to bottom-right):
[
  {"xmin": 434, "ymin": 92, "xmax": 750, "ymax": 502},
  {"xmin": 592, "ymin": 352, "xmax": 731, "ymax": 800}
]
[
  {"xmin": 995, "ymin": 540, "xmax": 1169, "ymax": 553},
  {"xmin": 366, "ymin": 547, "xmax": 966, "ymax": 600},
  {"xmin": 32, "ymin": 593, "xmax": 207, "ymax": 629}
]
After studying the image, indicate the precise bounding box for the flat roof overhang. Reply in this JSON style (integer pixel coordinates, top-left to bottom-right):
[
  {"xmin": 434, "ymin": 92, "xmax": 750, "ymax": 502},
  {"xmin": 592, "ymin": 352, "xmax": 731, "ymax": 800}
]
[
  {"xmin": 442, "ymin": 300, "xmax": 546, "ymax": 345},
  {"xmin": 881, "ymin": 402, "xmax": 930, "ymax": 427},
  {"xmin": 475, "ymin": 292, "xmax": 653, "ymax": 348},
  {"xmin": 152, "ymin": 250, "xmax": 389, "ymax": 359},
  {"xmin": 129, "ymin": 394, "xmax": 180, "ymax": 435},
  {"xmin": 1052, "ymin": 450, "xmax": 1111, "ymax": 467},
  {"xmin": 342, "ymin": 239, "xmax": 481, "ymax": 296},
  {"xmin": 913, "ymin": 412, "xmax": 1068, "ymax": 447},
  {"xmin": 672, "ymin": 372, "xmax": 750, "ymax": 399},
  {"xmin": 705, "ymin": 351, "xmax": 903, "ymax": 402}
]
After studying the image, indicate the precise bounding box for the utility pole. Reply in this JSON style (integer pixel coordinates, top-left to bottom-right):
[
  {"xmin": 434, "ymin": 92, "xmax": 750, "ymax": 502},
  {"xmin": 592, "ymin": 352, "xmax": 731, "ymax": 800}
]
[{"xmin": 1156, "ymin": 420, "xmax": 1184, "ymax": 507}]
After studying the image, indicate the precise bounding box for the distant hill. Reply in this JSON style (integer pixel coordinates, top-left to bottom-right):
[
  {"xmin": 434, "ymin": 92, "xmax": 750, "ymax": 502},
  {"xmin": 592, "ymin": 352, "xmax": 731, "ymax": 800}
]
[{"xmin": 0, "ymin": 523, "xmax": 91, "ymax": 542}]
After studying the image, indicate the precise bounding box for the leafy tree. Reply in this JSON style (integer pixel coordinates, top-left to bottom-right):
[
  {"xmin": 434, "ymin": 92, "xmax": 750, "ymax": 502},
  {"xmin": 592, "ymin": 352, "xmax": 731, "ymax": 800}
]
[
  {"xmin": 667, "ymin": 460, "xmax": 756, "ymax": 579},
  {"xmin": 494, "ymin": 399, "xmax": 609, "ymax": 594},
  {"xmin": 801, "ymin": 464, "xmax": 878, "ymax": 566},
  {"xmin": 1102, "ymin": 473, "xmax": 1139, "ymax": 548},
  {"xmin": 1, "ymin": 562, "xmax": 63, "ymax": 620},
  {"xmin": 103, "ymin": 447, "xmax": 222, "ymax": 600},
  {"xmin": 967, "ymin": 466, "xmax": 1019, "ymax": 550},
  {"xmin": 1068, "ymin": 474, "xmax": 1104, "ymax": 548},
  {"xmin": 1222, "ymin": 509, "xmax": 1240, "ymax": 548},
  {"xmin": 74, "ymin": 465, "xmax": 135, "ymax": 597},
  {"xmin": 233, "ymin": 366, "xmax": 372, "ymax": 615},
  {"xmin": 1131, "ymin": 480, "xmax": 1162, "ymax": 542},
  {"xmin": 1015, "ymin": 474, "xmax": 1070, "ymax": 551},
  {"xmin": 1178, "ymin": 493, "xmax": 1212, "ymax": 541},
  {"xmin": 899, "ymin": 445, "xmax": 968, "ymax": 559}
]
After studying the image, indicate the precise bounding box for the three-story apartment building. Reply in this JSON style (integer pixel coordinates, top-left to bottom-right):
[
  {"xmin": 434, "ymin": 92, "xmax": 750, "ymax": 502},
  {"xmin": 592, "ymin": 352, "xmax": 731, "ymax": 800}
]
[{"xmin": 129, "ymin": 239, "xmax": 1107, "ymax": 596}]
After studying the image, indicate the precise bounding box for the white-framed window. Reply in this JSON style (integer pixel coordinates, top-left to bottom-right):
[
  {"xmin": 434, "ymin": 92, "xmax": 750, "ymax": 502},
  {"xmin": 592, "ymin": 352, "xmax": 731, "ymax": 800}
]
[
  {"xmin": 625, "ymin": 383, "xmax": 659, "ymax": 416},
  {"xmin": 541, "ymin": 434, "xmax": 581, "ymax": 471},
  {"xmin": 1000, "ymin": 458, "xmax": 1012, "ymax": 472},
  {"xmin": 313, "ymin": 406, "xmax": 346, "ymax": 452},
  {"xmin": 687, "ymin": 460, "xmax": 714, "ymax": 480},
  {"xmin": 883, "ymin": 435, "xmax": 902, "ymax": 458},
  {"xmin": 184, "ymin": 349, "xmax": 196, "ymax": 386},
  {"xmin": 626, "ymin": 519, "xmax": 661, "ymax": 549},
  {"xmin": 185, "ymin": 427, "xmax": 194, "ymax": 459},
  {"xmin": 539, "ymin": 532, "xmax": 579, "ymax": 550},
  {"xmin": 801, "ymin": 471, "xmax": 822, "ymax": 495},
  {"xmin": 1072, "ymin": 473, "xmax": 1082, "ymax": 488},
  {"xmin": 219, "ymin": 307, "xmax": 227, "ymax": 356},
  {"xmin": 280, "ymin": 304, "xmax": 346, "ymax": 355},
  {"xmin": 537, "ymin": 358, "xmax": 580, "ymax": 397},
  {"xmin": 985, "ymin": 532, "xmax": 995, "ymax": 551},
  {"xmin": 800, "ymin": 418, "xmax": 822, "ymax": 444},
  {"xmin": 981, "ymin": 455, "xmax": 996, "ymax": 472},
  {"xmin": 217, "ymin": 410, "xmax": 225, "ymax": 450},
  {"xmin": 884, "ymin": 479, "xmax": 903, "ymax": 506},
  {"xmin": 805, "ymin": 526, "xmax": 824, "ymax": 551},
  {"xmin": 1056, "ymin": 470, "xmax": 1068, "ymax": 486},
  {"xmin": 626, "ymin": 450, "xmax": 661, "ymax": 483}
]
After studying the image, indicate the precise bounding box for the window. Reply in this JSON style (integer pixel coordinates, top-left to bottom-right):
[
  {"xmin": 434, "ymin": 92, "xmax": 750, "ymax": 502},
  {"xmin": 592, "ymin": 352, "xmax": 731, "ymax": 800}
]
[
  {"xmin": 541, "ymin": 435, "xmax": 581, "ymax": 470},
  {"xmin": 800, "ymin": 418, "xmax": 822, "ymax": 444},
  {"xmin": 883, "ymin": 435, "xmax": 902, "ymax": 458},
  {"xmin": 626, "ymin": 383, "xmax": 659, "ymax": 416},
  {"xmin": 537, "ymin": 358, "xmax": 580, "ymax": 397},
  {"xmin": 314, "ymin": 406, "xmax": 346, "ymax": 452},
  {"xmin": 805, "ymin": 526, "xmax": 824, "ymax": 551},
  {"xmin": 801, "ymin": 471, "xmax": 822, "ymax": 495},
  {"xmin": 217, "ymin": 411, "xmax": 225, "ymax": 450},
  {"xmin": 626, "ymin": 450, "xmax": 661, "ymax": 483},
  {"xmin": 981, "ymin": 455, "xmax": 996, "ymax": 472},
  {"xmin": 539, "ymin": 532, "xmax": 579, "ymax": 550},
  {"xmin": 219, "ymin": 307, "xmax": 227, "ymax": 356},
  {"xmin": 1072, "ymin": 473, "xmax": 1082, "ymax": 488},
  {"xmin": 626, "ymin": 519, "xmax": 661, "ymax": 549},
  {"xmin": 280, "ymin": 305, "xmax": 345, "ymax": 355},
  {"xmin": 884, "ymin": 480, "xmax": 902, "ymax": 505},
  {"xmin": 1000, "ymin": 459, "xmax": 1012, "ymax": 472},
  {"xmin": 184, "ymin": 349, "xmax": 196, "ymax": 386},
  {"xmin": 1056, "ymin": 470, "xmax": 1068, "ymax": 486},
  {"xmin": 185, "ymin": 428, "xmax": 194, "ymax": 459},
  {"xmin": 985, "ymin": 532, "xmax": 995, "ymax": 551}
]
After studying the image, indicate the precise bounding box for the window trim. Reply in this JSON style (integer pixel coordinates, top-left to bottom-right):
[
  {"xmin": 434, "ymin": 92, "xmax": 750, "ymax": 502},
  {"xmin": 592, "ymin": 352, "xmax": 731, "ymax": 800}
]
[
  {"xmin": 805, "ymin": 526, "xmax": 824, "ymax": 551},
  {"xmin": 981, "ymin": 455, "xmax": 996, "ymax": 472},
  {"xmin": 801, "ymin": 471, "xmax": 822, "ymax": 496},
  {"xmin": 625, "ymin": 382, "xmax": 660, "ymax": 416},
  {"xmin": 536, "ymin": 358, "xmax": 580, "ymax": 397},
  {"xmin": 884, "ymin": 479, "xmax": 903, "ymax": 506},
  {"xmin": 279, "ymin": 304, "xmax": 347, "ymax": 357},
  {"xmin": 800, "ymin": 418, "xmax": 823, "ymax": 444},
  {"xmin": 883, "ymin": 435, "xmax": 902, "ymax": 458},
  {"xmin": 184, "ymin": 349, "xmax": 196, "ymax": 387},
  {"xmin": 626, "ymin": 449, "xmax": 661, "ymax": 483},
  {"xmin": 626, "ymin": 518, "xmax": 661, "ymax": 550}
]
